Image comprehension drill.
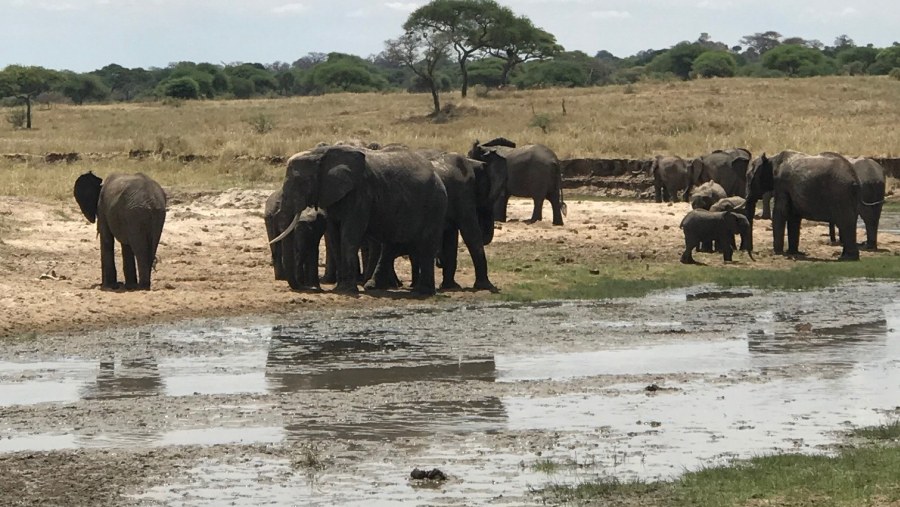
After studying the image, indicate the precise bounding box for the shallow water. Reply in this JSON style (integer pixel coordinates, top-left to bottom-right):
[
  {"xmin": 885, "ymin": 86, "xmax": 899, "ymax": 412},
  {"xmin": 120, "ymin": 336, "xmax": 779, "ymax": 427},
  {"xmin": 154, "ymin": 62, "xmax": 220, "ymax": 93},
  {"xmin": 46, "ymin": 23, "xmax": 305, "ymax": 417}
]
[{"xmin": 1, "ymin": 282, "xmax": 898, "ymax": 505}]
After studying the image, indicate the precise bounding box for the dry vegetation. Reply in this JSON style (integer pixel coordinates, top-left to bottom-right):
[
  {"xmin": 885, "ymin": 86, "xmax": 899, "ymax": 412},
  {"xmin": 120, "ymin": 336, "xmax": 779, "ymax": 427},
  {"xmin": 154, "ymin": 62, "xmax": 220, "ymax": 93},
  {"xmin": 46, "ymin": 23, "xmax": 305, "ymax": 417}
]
[{"xmin": 1, "ymin": 76, "xmax": 899, "ymax": 200}]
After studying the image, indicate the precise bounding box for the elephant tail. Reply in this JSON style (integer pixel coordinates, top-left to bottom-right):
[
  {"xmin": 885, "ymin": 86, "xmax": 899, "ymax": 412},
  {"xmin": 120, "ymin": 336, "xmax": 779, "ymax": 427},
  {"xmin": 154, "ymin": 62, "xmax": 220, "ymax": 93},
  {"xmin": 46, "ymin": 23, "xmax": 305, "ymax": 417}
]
[{"xmin": 861, "ymin": 198, "xmax": 884, "ymax": 207}]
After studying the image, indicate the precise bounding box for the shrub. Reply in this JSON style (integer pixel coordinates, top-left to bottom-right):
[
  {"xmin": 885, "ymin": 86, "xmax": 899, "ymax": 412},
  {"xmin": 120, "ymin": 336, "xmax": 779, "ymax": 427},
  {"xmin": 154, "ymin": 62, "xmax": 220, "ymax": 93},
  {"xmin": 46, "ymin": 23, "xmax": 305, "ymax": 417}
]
[
  {"xmin": 6, "ymin": 108, "xmax": 26, "ymax": 129},
  {"xmin": 473, "ymin": 84, "xmax": 490, "ymax": 98},
  {"xmin": 246, "ymin": 113, "xmax": 275, "ymax": 134},
  {"xmin": 529, "ymin": 113, "xmax": 552, "ymax": 133},
  {"xmin": 889, "ymin": 68, "xmax": 900, "ymax": 81},
  {"xmin": 692, "ymin": 51, "xmax": 737, "ymax": 78},
  {"xmin": 161, "ymin": 77, "xmax": 200, "ymax": 99}
]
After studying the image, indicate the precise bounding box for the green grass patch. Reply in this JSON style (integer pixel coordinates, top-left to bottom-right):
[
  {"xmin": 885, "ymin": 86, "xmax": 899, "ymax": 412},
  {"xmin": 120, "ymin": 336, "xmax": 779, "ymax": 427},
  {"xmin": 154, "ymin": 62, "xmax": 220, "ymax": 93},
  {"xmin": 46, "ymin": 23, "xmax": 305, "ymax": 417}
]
[
  {"xmin": 882, "ymin": 199, "xmax": 900, "ymax": 213},
  {"xmin": 494, "ymin": 251, "xmax": 900, "ymax": 302},
  {"xmin": 852, "ymin": 421, "xmax": 900, "ymax": 441},
  {"xmin": 537, "ymin": 423, "xmax": 900, "ymax": 506}
]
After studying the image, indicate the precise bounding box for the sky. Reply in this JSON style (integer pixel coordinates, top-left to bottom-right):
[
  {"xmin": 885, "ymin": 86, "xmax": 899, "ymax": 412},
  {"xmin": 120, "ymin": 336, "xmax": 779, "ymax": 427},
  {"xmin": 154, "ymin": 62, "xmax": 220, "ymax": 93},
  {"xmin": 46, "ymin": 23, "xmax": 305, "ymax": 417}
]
[{"xmin": 2, "ymin": 0, "xmax": 899, "ymax": 72}]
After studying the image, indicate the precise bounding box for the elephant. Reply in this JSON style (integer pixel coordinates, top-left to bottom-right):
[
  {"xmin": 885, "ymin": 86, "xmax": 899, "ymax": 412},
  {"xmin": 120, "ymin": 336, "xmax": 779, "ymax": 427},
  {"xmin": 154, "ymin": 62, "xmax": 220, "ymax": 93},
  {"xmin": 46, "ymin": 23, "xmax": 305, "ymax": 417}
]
[
  {"xmin": 745, "ymin": 151, "xmax": 860, "ymax": 260},
  {"xmin": 709, "ymin": 196, "xmax": 746, "ymax": 213},
  {"xmin": 650, "ymin": 155, "xmax": 691, "ymax": 203},
  {"xmin": 680, "ymin": 210, "xmax": 752, "ymax": 264},
  {"xmin": 428, "ymin": 151, "xmax": 497, "ymax": 291},
  {"xmin": 74, "ymin": 172, "xmax": 166, "ymax": 290},
  {"xmin": 264, "ymin": 189, "xmax": 327, "ymax": 290},
  {"xmin": 468, "ymin": 138, "xmax": 566, "ymax": 226},
  {"xmin": 689, "ymin": 148, "xmax": 751, "ymax": 197},
  {"xmin": 272, "ymin": 145, "xmax": 447, "ymax": 295},
  {"xmin": 690, "ymin": 181, "xmax": 727, "ymax": 210},
  {"xmin": 827, "ymin": 157, "xmax": 885, "ymax": 250}
]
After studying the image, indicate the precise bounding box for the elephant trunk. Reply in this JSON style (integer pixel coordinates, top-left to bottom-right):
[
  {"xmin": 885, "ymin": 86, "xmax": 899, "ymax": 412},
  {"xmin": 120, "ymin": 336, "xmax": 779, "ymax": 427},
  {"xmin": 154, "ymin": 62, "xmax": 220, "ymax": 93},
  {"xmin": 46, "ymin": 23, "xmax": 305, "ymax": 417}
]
[
  {"xmin": 743, "ymin": 196, "xmax": 758, "ymax": 253},
  {"xmin": 477, "ymin": 207, "xmax": 494, "ymax": 246},
  {"xmin": 269, "ymin": 211, "xmax": 303, "ymax": 245}
]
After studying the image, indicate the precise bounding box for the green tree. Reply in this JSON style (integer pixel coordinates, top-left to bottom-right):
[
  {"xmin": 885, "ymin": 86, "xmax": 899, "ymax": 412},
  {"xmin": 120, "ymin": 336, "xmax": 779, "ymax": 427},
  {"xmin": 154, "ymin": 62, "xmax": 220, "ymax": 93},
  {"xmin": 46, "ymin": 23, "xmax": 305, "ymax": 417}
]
[
  {"xmin": 868, "ymin": 46, "xmax": 900, "ymax": 75},
  {"xmin": 486, "ymin": 15, "xmax": 562, "ymax": 85},
  {"xmin": 0, "ymin": 65, "xmax": 60, "ymax": 128},
  {"xmin": 740, "ymin": 31, "xmax": 782, "ymax": 60},
  {"xmin": 385, "ymin": 24, "xmax": 453, "ymax": 114},
  {"xmin": 467, "ymin": 57, "xmax": 506, "ymax": 87},
  {"xmin": 230, "ymin": 77, "xmax": 255, "ymax": 99},
  {"xmin": 648, "ymin": 42, "xmax": 708, "ymax": 79},
  {"xmin": 91, "ymin": 64, "xmax": 154, "ymax": 101},
  {"xmin": 691, "ymin": 51, "xmax": 737, "ymax": 77},
  {"xmin": 404, "ymin": 0, "xmax": 513, "ymax": 98},
  {"xmin": 761, "ymin": 44, "xmax": 832, "ymax": 76},
  {"xmin": 835, "ymin": 46, "xmax": 878, "ymax": 74},
  {"xmin": 161, "ymin": 77, "xmax": 200, "ymax": 99},
  {"xmin": 515, "ymin": 59, "xmax": 586, "ymax": 88},
  {"xmin": 307, "ymin": 53, "xmax": 389, "ymax": 93},
  {"xmin": 225, "ymin": 63, "xmax": 278, "ymax": 96},
  {"xmin": 59, "ymin": 72, "xmax": 110, "ymax": 105}
]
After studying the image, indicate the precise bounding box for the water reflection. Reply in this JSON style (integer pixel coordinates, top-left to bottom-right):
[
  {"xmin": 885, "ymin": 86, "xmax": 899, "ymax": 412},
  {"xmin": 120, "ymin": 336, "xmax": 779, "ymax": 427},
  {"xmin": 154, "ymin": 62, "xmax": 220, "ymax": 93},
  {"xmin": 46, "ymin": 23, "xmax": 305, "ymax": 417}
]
[{"xmin": 80, "ymin": 358, "xmax": 163, "ymax": 400}]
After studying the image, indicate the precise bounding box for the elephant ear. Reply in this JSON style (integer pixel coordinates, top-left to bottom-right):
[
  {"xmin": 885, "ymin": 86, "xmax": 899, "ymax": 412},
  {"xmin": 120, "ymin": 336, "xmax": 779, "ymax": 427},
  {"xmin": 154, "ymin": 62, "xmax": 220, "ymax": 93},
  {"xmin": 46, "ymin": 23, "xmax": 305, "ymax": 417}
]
[
  {"xmin": 318, "ymin": 148, "xmax": 365, "ymax": 208},
  {"xmin": 74, "ymin": 171, "xmax": 103, "ymax": 223},
  {"xmin": 482, "ymin": 137, "xmax": 517, "ymax": 149}
]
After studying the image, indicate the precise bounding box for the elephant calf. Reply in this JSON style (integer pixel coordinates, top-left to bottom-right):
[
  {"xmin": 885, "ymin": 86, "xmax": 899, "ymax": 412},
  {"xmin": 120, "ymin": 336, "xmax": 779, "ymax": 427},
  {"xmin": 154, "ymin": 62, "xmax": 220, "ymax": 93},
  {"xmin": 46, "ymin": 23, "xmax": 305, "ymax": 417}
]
[
  {"xmin": 74, "ymin": 172, "xmax": 167, "ymax": 290},
  {"xmin": 264, "ymin": 189, "xmax": 327, "ymax": 290},
  {"xmin": 680, "ymin": 210, "xmax": 751, "ymax": 264}
]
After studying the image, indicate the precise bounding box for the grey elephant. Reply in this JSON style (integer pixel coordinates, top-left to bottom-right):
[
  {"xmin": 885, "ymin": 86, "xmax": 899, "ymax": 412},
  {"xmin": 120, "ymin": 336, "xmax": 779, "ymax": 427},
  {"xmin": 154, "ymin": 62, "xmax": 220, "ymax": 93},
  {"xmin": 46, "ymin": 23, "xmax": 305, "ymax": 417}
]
[
  {"xmin": 746, "ymin": 151, "xmax": 860, "ymax": 260},
  {"xmin": 468, "ymin": 138, "xmax": 566, "ymax": 225},
  {"xmin": 264, "ymin": 189, "xmax": 327, "ymax": 290},
  {"xmin": 74, "ymin": 172, "xmax": 166, "ymax": 290},
  {"xmin": 272, "ymin": 145, "xmax": 447, "ymax": 295},
  {"xmin": 690, "ymin": 148, "xmax": 751, "ymax": 197},
  {"xmin": 827, "ymin": 157, "xmax": 885, "ymax": 250},
  {"xmin": 680, "ymin": 210, "xmax": 752, "ymax": 264},
  {"xmin": 710, "ymin": 196, "xmax": 746, "ymax": 213},
  {"xmin": 690, "ymin": 181, "xmax": 727, "ymax": 210},
  {"xmin": 651, "ymin": 155, "xmax": 691, "ymax": 203}
]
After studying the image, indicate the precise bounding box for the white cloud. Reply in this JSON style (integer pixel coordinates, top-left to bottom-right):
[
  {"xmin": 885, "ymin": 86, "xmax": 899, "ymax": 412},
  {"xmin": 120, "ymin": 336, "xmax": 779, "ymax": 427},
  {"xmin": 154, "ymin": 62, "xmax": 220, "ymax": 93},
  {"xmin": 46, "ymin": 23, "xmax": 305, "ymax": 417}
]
[
  {"xmin": 591, "ymin": 10, "xmax": 631, "ymax": 19},
  {"xmin": 839, "ymin": 6, "xmax": 858, "ymax": 16},
  {"xmin": 384, "ymin": 2, "xmax": 418, "ymax": 12},
  {"xmin": 271, "ymin": 3, "xmax": 306, "ymax": 14},
  {"xmin": 347, "ymin": 8, "xmax": 367, "ymax": 18}
]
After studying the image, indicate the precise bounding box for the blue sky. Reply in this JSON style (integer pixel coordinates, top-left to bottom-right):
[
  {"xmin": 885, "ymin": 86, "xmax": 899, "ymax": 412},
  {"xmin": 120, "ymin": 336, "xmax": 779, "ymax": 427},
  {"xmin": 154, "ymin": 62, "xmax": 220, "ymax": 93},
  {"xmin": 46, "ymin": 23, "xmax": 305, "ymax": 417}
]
[{"xmin": 2, "ymin": 0, "xmax": 898, "ymax": 72}]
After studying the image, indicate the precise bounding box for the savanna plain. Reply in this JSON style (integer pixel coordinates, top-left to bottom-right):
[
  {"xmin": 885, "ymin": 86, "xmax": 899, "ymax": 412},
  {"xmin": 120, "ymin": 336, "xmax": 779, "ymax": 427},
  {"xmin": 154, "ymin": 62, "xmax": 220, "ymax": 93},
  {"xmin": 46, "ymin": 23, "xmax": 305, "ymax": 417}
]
[{"xmin": 1, "ymin": 77, "xmax": 900, "ymax": 506}]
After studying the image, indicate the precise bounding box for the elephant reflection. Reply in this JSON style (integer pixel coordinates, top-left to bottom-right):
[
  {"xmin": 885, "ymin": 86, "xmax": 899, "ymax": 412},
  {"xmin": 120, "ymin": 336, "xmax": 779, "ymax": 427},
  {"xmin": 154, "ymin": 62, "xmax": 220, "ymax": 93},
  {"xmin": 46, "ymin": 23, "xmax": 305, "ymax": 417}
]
[
  {"xmin": 80, "ymin": 357, "xmax": 163, "ymax": 400},
  {"xmin": 264, "ymin": 332, "xmax": 506, "ymax": 441}
]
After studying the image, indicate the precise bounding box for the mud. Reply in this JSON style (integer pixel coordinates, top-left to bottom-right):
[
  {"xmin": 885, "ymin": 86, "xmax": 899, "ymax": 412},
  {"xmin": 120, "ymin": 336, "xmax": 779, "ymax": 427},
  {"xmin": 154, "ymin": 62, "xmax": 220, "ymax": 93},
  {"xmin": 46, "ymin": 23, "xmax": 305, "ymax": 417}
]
[{"xmin": 1, "ymin": 281, "xmax": 898, "ymax": 505}]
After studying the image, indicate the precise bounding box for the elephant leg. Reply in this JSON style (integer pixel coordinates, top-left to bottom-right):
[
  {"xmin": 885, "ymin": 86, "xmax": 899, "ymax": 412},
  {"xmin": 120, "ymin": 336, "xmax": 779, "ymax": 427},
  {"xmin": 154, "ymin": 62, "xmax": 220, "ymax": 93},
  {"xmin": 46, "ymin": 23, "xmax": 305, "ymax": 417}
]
[
  {"xmin": 365, "ymin": 243, "xmax": 398, "ymax": 291},
  {"xmin": 680, "ymin": 238, "xmax": 697, "ymax": 264},
  {"xmin": 548, "ymin": 190, "xmax": 563, "ymax": 226},
  {"xmin": 493, "ymin": 195, "xmax": 509, "ymax": 222},
  {"xmin": 270, "ymin": 240, "xmax": 285, "ymax": 281},
  {"xmin": 528, "ymin": 197, "xmax": 544, "ymax": 223},
  {"xmin": 439, "ymin": 228, "xmax": 461, "ymax": 290},
  {"xmin": 322, "ymin": 227, "xmax": 337, "ymax": 284},
  {"xmin": 121, "ymin": 243, "xmax": 138, "ymax": 289},
  {"xmin": 720, "ymin": 234, "xmax": 734, "ymax": 262},
  {"xmin": 786, "ymin": 215, "xmax": 802, "ymax": 255},
  {"xmin": 411, "ymin": 249, "xmax": 437, "ymax": 296},
  {"xmin": 654, "ymin": 184, "xmax": 662, "ymax": 203},
  {"xmin": 861, "ymin": 205, "xmax": 881, "ymax": 250},
  {"xmin": 335, "ymin": 222, "xmax": 365, "ymax": 295},
  {"xmin": 135, "ymin": 251, "xmax": 153, "ymax": 290},
  {"xmin": 828, "ymin": 223, "xmax": 838, "ymax": 245},
  {"xmin": 99, "ymin": 226, "xmax": 119, "ymax": 289},
  {"xmin": 838, "ymin": 217, "xmax": 860, "ymax": 261},
  {"xmin": 458, "ymin": 220, "xmax": 496, "ymax": 292},
  {"xmin": 761, "ymin": 194, "xmax": 772, "ymax": 220},
  {"xmin": 771, "ymin": 213, "xmax": 786, "ymax": 255}
]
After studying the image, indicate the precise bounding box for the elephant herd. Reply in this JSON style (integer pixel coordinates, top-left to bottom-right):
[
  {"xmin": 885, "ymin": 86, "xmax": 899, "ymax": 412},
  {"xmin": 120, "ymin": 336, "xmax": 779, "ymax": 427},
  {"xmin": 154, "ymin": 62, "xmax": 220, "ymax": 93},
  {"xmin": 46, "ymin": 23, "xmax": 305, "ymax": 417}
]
[
  {"xmin": 71, "ymin": 142, "xmax": 885, "ymax": 294},
  {"xmin": 72, "ymin": 137, "xmax": 566, "ymax": 295},
  {"xmin": 670, "ymin": 148, "xmax": 886, "ymax": 264}
]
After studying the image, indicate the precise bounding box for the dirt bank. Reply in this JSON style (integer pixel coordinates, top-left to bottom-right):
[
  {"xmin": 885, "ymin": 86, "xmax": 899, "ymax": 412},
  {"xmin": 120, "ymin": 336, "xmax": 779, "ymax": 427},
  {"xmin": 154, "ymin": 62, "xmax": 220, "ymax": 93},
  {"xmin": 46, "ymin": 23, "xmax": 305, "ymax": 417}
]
[{"xmin": 1, "ymin": 189, "xmax": 897, "ymax": 338}]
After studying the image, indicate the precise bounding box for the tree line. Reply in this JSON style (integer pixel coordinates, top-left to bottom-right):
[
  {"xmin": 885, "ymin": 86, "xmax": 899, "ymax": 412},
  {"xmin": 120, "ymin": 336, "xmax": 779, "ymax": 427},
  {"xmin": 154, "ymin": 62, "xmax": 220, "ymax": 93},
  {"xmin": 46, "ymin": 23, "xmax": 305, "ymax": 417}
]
[{"xmin": 3, "ymin": 0, "xmax": 900, "ymax": 125}]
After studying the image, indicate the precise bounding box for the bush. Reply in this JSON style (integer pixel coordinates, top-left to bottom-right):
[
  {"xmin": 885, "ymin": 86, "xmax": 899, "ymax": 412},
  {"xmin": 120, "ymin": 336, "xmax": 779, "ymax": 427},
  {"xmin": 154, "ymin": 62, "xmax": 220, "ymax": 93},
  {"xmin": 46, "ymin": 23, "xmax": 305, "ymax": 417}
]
[
  {"xmin": 691, "ymin": 51, "xmax": 737, "ymax": 78},
  {"xmin": 6, "ymin": 108, "xmax": 26, "ymax": 129},
  {"xmin": 246, "ymin": 113, "xmax": 275, "ymax": 134},
  {"xmin": 889, "ymin": 68, "xmax": 900, "ymax": 81},
  {"xmin": 161, "ymin": 77, "xmax": 200, "ymax": 99},
  {"xmin": 529, "ymin": 113, "xmax": 552, "ymax": 133},
  {"xmin": 473, "ymin": 84, "xmax": 490, "ymax": 98},
  {"xmin": 761, "ymin": 45, "xmax": 833, "ymax": 77}
]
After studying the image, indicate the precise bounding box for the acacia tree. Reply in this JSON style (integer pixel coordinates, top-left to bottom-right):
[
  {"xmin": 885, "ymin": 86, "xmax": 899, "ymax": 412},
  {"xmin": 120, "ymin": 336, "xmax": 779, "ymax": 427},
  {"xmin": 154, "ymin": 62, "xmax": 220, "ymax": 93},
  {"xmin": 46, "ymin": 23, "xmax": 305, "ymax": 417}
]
[
  {"xmin": 404, "ymin": 0, "xmax": 511, "ymax": 98},
  {"xmin": 486, "ymin": 16, "xmax": 561, "ymax": 85},
  {"xmin": 0, "ymin": 65, "xmax": 59, "ymax": 129},
  {"xmin": 384, "ymin": 28, "xmax": 452, "ymax": 114}
]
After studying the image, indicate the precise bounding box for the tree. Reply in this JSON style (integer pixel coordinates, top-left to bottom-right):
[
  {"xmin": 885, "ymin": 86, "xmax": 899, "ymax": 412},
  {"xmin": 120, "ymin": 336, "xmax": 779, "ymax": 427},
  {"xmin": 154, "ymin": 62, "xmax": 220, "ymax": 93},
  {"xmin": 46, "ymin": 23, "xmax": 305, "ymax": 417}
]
[
  {"xmin": 404, "ymin": 0, "xmax": 512, "ymax": 98},
  {"xmin": 0, "ymin": 65, "xmax": 59, "ymax": 128},
  {"xmin": 486, "ymin": 15, "xmax": 561, "ymax": 85},
  {"xmin": 225, "ymin": 63, "xmax": 278, "ymax": 96},
  {"xmin": 59, "ymin": 72, "xmax": 110, "ymax": 105},
  {"xmin": 836, "ymin": 46, "xmax": 879, "ymax": 74},
  {"xmin": 648, "ymin": 42, "xmax": 707, "ymax": 79},
  {"xmin": 385, "ymin": 27, "xmax": 452, "ymax": 114},
  {"xmin": 833, "ymin": 34, "xmax": 855, "ymax": 51},
  {"xmin": 692, "ymin": 51, "xmax": 737, "ymax": 78},
  {"xmin": 869, "ymin": 46, "xmax": 900, "ymax": 75},
  {"xmin": 740, "ymin": 31, "xmax": 782, "ymax": 60},
  {"xmin": 306, "ymin": 53, "xmax": 389, "ymax": 93},
  {"xmin": 161, "ymin": 77, "xmax": 200, "ymax": 99},
  {"xmin": 761, "ymin": 44, "xmax": 831, "ymax": 76}
]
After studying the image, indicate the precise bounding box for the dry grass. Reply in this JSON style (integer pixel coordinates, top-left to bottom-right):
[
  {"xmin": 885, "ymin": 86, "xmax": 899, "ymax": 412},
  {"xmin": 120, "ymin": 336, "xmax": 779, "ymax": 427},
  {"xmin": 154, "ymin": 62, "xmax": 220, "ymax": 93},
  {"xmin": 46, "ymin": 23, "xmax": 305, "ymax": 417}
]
[{"xmin": 1, "ymin": 76, "xmax": 899, "ymax": 200}]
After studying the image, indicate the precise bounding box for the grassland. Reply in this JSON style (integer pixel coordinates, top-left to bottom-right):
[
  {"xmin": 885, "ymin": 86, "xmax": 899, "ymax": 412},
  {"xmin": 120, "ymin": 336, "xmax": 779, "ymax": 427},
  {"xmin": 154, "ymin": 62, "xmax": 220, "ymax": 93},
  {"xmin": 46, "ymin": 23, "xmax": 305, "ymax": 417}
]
[
  {"xmin": 538, "ymin": 422, "xmax": 900, "ymax": 506},
  {"xmin": 1, "ymin": 76, "xmax": 899, "ymax": 201}
]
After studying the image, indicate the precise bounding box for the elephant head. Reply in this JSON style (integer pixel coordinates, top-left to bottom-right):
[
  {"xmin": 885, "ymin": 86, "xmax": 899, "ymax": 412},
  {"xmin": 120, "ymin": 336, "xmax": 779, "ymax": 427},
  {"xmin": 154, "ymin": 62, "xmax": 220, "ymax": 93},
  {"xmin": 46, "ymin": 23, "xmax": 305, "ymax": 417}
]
[
  {"xmin": 688, "ymin": 157, "xmax": 709, "ymax": 188},
  {"xmin": 74, "ymin": 171, "xmax": 103, "ymax": 223}
]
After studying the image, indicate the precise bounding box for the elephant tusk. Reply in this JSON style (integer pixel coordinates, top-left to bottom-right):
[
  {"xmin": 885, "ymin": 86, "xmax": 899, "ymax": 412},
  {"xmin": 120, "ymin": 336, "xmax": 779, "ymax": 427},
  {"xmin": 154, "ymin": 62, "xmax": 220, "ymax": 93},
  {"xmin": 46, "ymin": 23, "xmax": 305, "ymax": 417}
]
[
  {"xmin": 269, "ymin": 212, "xmax": 302, "ymax": 245},
  {"xmin": 861, "ymin": 199, "xmax": 884, "ymax": 207}
]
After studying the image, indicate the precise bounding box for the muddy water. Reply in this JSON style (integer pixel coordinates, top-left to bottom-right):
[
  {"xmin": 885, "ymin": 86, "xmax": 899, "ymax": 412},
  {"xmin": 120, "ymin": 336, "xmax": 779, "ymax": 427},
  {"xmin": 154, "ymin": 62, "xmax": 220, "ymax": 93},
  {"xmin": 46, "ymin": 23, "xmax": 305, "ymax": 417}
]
[{"xmin": 1, "ymin": 282, "xmax": 898, "ymax": 505}]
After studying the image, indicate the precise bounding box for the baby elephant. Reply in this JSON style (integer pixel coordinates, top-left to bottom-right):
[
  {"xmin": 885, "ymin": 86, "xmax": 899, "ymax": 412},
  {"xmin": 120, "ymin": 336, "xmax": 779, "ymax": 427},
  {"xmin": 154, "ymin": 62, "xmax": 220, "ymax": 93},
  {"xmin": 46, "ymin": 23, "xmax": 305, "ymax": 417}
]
[
  {"xmin": 680, "ymin": 210, "xmax": 752, "ymax": 264},
  {"xmin": 265, "ymin": 189, "xmax": 327, "ymax": 290}
]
